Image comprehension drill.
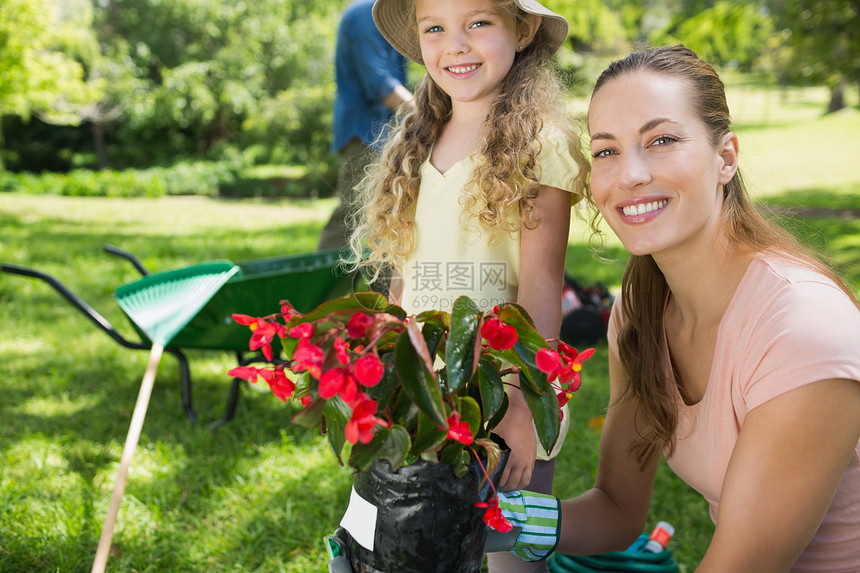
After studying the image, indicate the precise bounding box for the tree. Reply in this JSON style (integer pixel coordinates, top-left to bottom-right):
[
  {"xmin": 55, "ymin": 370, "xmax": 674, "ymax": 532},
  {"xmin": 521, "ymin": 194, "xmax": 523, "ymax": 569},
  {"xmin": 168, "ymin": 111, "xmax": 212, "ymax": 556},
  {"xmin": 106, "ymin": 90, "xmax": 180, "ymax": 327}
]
[
  {"xmin": 546, "ymin": 0, "xmax": 629, "ymax": 51},
  {"xmin": 91, "ymin": 0, "xmax": 342, "ymax": 168},
  {"xmin": 768, "ymin": 0, "xmax": 860, "ymax": 112},
  {"xmin": 649, "ymin": 1, "xmax": 773, "ymax": 70},
  {"xmin": 0, "ymin": 0, "xmax": 103, "ymax": 169}
]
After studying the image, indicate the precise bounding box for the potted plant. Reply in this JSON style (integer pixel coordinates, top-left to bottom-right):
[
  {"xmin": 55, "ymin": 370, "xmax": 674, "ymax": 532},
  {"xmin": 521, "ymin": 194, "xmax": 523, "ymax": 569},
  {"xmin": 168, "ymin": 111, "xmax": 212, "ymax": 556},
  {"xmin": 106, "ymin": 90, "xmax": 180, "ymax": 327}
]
[{"xmin": 228, "ymin": 291, "xmax": 593, "ymax": 573}]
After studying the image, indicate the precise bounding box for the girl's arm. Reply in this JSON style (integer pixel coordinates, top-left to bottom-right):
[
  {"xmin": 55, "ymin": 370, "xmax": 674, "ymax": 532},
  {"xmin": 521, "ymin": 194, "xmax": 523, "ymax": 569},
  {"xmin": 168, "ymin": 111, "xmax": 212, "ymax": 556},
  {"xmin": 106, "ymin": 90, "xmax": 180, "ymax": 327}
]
[
  {"xmin": 496, "ymin": 185, "xmax": 571, "ymax": 491},
  {"xmin": 388, "ymin": 270, "xmax": 404, "ymax": 306},
  {"xmin": 697, "ymin": 378, "xmax": 860, "ymax": 572}
]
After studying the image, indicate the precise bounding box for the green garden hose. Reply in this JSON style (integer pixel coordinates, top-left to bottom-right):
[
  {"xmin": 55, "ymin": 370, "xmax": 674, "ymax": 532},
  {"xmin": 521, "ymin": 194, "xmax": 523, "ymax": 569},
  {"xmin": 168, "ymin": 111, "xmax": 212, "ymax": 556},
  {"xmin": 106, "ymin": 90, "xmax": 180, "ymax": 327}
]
[{"xmin": 548, "ymin": 534, "xmax": 679, "ymax": 573}]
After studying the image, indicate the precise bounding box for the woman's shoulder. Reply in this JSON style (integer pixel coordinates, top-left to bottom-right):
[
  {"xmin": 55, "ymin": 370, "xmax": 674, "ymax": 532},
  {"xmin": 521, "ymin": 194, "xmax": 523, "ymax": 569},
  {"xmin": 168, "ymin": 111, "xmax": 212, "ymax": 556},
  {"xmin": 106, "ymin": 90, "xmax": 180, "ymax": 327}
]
[
  {"xmin": 743, "ymin": 253, "xmax": 856, "ymax": 307},
  {"xmin": 728, "ymin": 252, "xmax": 860, "ymax": 357},
  {"xmin": 729, "ymin": 253, "xmax": 860, "ymax": 409}
]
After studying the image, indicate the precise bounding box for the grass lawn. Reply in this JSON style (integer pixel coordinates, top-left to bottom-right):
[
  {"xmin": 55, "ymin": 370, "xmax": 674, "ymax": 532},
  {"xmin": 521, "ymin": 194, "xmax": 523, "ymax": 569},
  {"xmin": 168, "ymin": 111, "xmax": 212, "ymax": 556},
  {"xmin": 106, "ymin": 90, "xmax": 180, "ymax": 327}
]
[{"xmin": 1, "ymin": 79, "xmax": 858, "ymax": 572}]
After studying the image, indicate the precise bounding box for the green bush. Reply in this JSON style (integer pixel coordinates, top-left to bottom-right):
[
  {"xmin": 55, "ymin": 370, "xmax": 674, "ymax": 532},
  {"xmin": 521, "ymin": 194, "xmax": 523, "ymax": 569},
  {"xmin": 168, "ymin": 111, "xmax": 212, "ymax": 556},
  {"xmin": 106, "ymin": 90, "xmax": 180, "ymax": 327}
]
[
  {"xmin": 0, "ymin": 159, "xmax": 335, "ymax": 198},
  {"xmin": 153, "ymin": 161, "xmax": 237, "ymax": 197}
]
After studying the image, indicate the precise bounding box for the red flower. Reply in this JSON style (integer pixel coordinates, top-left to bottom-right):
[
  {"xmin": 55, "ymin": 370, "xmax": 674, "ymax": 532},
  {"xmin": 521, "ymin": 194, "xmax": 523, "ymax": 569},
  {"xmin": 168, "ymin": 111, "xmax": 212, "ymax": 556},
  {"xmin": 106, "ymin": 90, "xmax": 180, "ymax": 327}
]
[
  {"xmin": 352, "ymin": 354, "xmax": 384, "ymax": 387},
  {"xmin": 480, "ymin": 318, "xmax": 517, "ymax": 350},
  {"xmin": 477, "ymin": 500, "xmax": 513, "ymax": 533},
  {"xmin": 232, "ymin": 314, "xmax": 282, "ymax": 361},
  {"xmin": 258, "ymin": 366, "xmax": 295, "ymax": 402},
  {"xmin": 228, "ymin": 365, "xmax": 261, "ymax": 382},
  {"xmin": 250, "ymin": 321, "xmax": 282, "ymax": 361},
  {"xmin": 560, "ymin": 342, "xmax": 595, "ymax": 369},
  {"xmin": 288, "ymin": 322, "xmax": 314, "ymax": 340},
  {"xmin": 557, "ymin": 388, "xmax": 576, "ymax": 409},
  {"xmin": 345, "ymin": 398, "xmax": 388, "ymax": 445},
  {"xmin": 229, "ymin": 365, "xmax": 295, "ymax": 402},
  {"xmin": 279, "ymin": 300, "xmax": 296, "ymax": 320},
  {"xmin": 446, "ymin": 412, "xmax": 474, "ymax": 445},
  {"xmin": 319, "ymin": 368, "xmax": 344, "ymax": 399},
  {"xmin": 535, "ymin": 348, "xmax": 561, "ymax": 374},
  {"xmin": 333, "ymin": 336, "xmax": 350, "ymax": 365},
  {"xmin": 232, "ymin": 314, "xmax": 259, "ymax": 327},
  {"xmin": 292, "ymin": 338, "xmax": 324, "ymax": 379},
  {"xmin": 319, "ymin": 368, "xmax": 361, "ymax": 403},
  {"xmin": 537, "ymin": 345, "xmax": 595, "ymax": 387},
  {"xmin": 347, "ymin": 312, "xmax": 374, "ymax": 338}
]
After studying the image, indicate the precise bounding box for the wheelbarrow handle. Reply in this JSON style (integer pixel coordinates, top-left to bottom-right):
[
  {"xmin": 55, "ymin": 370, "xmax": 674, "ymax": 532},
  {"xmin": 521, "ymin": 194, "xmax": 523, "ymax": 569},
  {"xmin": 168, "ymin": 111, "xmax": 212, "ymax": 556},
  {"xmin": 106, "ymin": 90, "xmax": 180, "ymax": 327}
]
[
  {"xmin": 1, "ymin": 262, "xmax": 148, "ymax": 351},
  {"xmin": 103, "ymin": 244, "xmax": 150, "ymax": 276},
  {"xmin": 2, "ymin": 261, "xmax": 201, "ymax": 424}
]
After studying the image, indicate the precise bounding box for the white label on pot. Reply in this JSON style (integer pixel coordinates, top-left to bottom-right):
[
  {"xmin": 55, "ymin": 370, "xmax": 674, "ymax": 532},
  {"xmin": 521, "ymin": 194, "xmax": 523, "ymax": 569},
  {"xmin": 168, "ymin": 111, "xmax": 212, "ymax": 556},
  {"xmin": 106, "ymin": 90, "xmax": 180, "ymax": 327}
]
[{"xmin": 340, "ymin": 486, "xmax": 377, "ymax": 551}]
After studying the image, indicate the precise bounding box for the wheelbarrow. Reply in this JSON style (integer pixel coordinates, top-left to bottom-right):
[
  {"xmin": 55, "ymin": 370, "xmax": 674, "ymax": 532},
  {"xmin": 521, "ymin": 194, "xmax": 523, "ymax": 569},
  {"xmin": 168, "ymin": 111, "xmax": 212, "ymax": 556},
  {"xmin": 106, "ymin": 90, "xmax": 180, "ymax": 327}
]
[{"xmin": 1, "ymin": 245, "xmax": 356, "ymax": 428}]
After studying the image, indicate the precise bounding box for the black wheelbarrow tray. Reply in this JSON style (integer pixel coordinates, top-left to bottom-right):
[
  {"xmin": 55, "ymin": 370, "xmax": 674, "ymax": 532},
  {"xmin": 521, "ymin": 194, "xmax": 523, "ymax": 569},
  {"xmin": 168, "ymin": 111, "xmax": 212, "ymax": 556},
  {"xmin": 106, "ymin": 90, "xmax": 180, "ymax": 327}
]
[{"xmin": 1, "ymin": 245, "xmax": 355, "ymax": 428}]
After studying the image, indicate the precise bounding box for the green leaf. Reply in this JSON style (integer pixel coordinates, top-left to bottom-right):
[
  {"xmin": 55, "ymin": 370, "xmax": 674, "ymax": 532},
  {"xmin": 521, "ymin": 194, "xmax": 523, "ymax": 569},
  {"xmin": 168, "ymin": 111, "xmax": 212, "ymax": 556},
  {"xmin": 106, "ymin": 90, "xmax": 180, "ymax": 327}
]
[
  {"xmin": 364, "ymin": 361, "xmax": 399, "ymax": 412},
  {"xmin": 377, "ymin": 425, "xmax": 411, "ymax": 469},
  {"xmin": 446, "ymin": 296, "xmax": 480, "ymax": 393},
  {"xmin": 456, "ymin": 395, "xmax": 482, "ymax": 439},
  {"xmin": 279, "ymin": 334, "xmax": 299, "ymax": 360},
  {"xmin": 410, "ymin": 411, "xmax": 449, "ymax": 455},
  {"xmin": 474, "ymin": 437, "xmax": 504, "ymax": 483},
  {"xmin": 293, "ymin": 291, "xmax": 406, "ymax": 324},
  {"xmin": 487, "ymin": 393, "xmax": 509, "ymax": 433},
  {"xmin": 487, "ymin": 346, "xmax": 539, "ymax": 393},
  {"xmin": 521, "ymin": 377, "xmax": 561, "ymax": 454},
  {"xmin": 420, "ymin": 321, "xmax": 447, "ymax": 360},
  {"xmin": 395, "ymin": 331, "xmax": 448, "ymax": 427},
  {"xmin": 415, "ymin": 309, "xmax": 449, "ymax": 330},
  {"xmin": 390, "ymin": 389, "xmax": 420, "ymax": 430},
  {"xmin": 478, "ymin": 357, "xmax": 505, "ymax": 421},
  {"xmin": 348, "ymin": 424, "xmax": 411, "ymax": 471},
  {"xmin": 290, "ymin": 396, "xmax": 326, "ymax": 428},
  {"xmin": 405, "ymin": 317, "xmax": 436, "ymax": 374},
  {"xmin": 323, "ymin": 396, "xmax": 352, "ymax": 465},
  {"xmin": 498, "ymin": 303, "xmax": 548, "ymax": 354},
  {"xmin": 440, "ymin": 444, "xmax": 471, "ymax": 477}
]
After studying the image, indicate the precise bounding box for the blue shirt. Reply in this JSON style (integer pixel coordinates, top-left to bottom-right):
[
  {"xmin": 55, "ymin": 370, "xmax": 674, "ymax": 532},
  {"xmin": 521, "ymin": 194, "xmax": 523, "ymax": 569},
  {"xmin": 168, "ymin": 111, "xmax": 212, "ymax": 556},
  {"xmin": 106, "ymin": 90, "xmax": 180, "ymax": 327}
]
[{"xmin": 332, "ymin": 0, "xmax": 408, "ymax": 152}]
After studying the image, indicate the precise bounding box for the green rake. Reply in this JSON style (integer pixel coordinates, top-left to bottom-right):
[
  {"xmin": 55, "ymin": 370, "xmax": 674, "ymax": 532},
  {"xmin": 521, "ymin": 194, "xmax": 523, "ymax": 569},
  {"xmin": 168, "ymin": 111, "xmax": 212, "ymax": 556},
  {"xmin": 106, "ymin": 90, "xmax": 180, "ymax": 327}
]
[{"xmin": 92, "ymin": 261, "xmax": 240, "ymax": 573}]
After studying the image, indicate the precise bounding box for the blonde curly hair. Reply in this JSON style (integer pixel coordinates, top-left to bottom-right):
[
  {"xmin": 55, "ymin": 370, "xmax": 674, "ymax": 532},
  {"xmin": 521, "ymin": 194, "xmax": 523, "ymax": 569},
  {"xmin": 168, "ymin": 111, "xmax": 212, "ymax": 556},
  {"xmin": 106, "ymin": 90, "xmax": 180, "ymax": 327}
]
[{"xmin": 347, "ymin": 0, "xmax": 588, "ymax": 282}]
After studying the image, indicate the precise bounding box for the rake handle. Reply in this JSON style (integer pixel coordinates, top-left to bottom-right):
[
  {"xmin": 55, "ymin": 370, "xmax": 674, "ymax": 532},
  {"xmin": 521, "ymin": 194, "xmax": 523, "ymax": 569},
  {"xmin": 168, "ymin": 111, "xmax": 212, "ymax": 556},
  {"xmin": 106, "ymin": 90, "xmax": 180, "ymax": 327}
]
[{"xmin": 92, "ymin": 342, "xmax": 164, "ymax": 573}]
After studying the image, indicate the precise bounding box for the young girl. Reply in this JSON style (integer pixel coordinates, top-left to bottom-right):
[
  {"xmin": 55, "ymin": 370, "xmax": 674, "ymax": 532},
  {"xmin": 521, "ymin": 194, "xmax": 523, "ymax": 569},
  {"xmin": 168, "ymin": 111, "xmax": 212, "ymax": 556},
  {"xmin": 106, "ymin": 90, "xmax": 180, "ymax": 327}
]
[{"xmin": 348, "ymin": 0, "xmax": 588, "ymax": 571}]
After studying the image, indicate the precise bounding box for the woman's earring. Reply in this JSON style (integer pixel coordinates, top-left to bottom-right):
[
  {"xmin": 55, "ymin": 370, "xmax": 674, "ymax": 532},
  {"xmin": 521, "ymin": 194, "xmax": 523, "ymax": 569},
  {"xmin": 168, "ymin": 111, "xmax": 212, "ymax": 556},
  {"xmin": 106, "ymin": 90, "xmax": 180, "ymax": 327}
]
[{"xmin": 518, "ymin": 45, "xmax": 523, "ymax": 51}]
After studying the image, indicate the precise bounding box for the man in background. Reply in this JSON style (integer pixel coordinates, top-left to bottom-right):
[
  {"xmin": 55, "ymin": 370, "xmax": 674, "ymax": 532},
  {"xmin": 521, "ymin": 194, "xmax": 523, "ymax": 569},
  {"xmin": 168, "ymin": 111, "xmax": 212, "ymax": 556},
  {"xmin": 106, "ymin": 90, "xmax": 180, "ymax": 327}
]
[{"xmin": 317, "ymin": 0, "xmax": 413, "ymax": 251}]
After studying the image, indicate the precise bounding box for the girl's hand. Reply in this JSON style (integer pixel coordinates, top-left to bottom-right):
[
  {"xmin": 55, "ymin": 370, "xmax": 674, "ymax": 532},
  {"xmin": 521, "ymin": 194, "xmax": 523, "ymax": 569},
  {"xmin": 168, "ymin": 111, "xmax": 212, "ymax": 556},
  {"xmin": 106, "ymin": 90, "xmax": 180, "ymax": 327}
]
[{"xmin": 495, "ymin": 382, "xmax": 538, "ymax": 491}]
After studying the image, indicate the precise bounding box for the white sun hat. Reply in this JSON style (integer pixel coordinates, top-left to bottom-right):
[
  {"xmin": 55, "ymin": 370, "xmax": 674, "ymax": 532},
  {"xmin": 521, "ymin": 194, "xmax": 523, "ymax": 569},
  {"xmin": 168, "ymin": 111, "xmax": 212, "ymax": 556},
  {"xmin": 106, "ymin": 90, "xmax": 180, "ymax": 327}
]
[{"xmin": 372, "ymin": 0, "xmax": 569, "ymax": 64}]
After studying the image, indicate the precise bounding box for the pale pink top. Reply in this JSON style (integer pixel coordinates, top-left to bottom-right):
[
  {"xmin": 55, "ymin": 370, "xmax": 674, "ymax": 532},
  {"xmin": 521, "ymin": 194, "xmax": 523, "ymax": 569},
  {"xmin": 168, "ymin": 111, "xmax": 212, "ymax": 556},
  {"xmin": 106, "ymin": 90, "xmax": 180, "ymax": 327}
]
[{"xmin": 609, "ymin": 253, "xmax": 860, "ymax": 571}]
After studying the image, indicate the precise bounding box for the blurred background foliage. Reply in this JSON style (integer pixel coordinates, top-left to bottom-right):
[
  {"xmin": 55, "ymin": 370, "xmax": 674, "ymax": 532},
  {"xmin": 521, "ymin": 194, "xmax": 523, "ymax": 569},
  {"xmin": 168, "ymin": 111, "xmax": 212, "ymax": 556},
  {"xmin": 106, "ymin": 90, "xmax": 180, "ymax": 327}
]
[{"xmin": 0, "ymin": 0, "xmax": 857, "ymax": 195}]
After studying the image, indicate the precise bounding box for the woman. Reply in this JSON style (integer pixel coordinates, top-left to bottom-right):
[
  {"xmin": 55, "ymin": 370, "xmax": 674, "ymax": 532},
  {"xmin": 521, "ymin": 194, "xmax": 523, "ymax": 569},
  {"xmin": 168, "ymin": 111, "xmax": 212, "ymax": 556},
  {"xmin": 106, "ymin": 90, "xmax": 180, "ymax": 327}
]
[{"xmin": 493, "ymin": 45, "xmax": 860, "ymax": 572}]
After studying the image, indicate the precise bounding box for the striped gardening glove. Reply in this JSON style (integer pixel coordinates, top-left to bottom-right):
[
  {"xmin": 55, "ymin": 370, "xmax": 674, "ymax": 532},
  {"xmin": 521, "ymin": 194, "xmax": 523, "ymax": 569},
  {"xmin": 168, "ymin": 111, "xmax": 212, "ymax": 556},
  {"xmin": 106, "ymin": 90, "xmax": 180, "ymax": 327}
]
[{"xmin": 484, "ymin": 489, "xmax": 562, "ymax": 562}]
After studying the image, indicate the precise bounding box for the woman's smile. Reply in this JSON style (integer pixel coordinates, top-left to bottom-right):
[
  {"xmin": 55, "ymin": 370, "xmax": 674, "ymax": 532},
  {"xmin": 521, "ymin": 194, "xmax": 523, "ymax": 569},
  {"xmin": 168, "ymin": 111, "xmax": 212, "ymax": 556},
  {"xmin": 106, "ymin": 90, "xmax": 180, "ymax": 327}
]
[{"xmin": 619, "ymin": 198, "xmax": 669, "ymax": 220}]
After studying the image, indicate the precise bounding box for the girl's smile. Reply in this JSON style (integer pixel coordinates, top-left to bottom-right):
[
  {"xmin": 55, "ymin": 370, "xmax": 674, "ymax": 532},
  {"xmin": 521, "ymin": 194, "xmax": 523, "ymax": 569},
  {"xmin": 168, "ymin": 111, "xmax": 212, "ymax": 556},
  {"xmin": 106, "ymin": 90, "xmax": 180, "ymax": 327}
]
[{"xmin": 446, "ymin": 63, "xmax": 481, "ymax": 75}]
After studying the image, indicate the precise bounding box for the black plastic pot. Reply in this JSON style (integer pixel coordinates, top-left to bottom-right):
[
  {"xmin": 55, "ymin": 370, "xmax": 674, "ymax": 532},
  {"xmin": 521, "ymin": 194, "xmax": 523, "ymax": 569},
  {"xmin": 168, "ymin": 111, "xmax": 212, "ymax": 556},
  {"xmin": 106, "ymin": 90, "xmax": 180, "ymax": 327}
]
[{"xmin": 347, "ymin": 453, "xmax": 508, "ymax": 573}]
